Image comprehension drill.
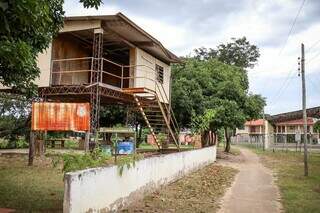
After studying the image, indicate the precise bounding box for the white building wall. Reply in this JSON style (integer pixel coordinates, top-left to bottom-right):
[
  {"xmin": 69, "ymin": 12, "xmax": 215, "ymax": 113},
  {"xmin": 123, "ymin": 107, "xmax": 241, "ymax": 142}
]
[
  {"xmin": 64, "ymin": 146, "xmax": 216, "ymax": 213},
  {"xmin": 134, "ymin": 48, "xmax": 171, "ymax": 104},
  {"xmin": 35, "ymin": 45, "xmax": 52, "ymax": 87}
]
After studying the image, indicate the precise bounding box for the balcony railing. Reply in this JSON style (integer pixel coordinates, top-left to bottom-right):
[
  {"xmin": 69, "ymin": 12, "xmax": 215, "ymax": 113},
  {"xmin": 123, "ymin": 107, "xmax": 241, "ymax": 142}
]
[
  {"xmin": 50, "ymin": 57, "xmax": 160, "ymax": 90},
  {"xmin": 50, "ymin": 57, "xmax": 180, "ymax": 139}
]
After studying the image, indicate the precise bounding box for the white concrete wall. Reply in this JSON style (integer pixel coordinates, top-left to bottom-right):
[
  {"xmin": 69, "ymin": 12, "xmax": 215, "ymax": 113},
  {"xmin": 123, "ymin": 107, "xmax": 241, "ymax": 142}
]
[
  {"xmin": 64, "ymin": 146, "xmax": 216, "ymax": 213},
  {"xmin": 134, "ymin": 48, "xmax": 171, "ymax": 104}
]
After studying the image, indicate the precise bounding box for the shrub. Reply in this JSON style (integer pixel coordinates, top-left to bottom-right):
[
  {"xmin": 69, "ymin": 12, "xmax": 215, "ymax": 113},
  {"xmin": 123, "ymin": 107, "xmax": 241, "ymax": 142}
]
[
  {"xmin": 64, "ymin": 140, "xmax": 78, "ymax": 149},
  {"xmin": 16, "ymin": 138, "xmax": 28, "ymax": 148},
  {"xmin": 117, "ymin": 153, "xmax": 144, "ymax": 176},
  {"xmin": 60, "ymin": 148, "xmax": 111, "ymax": 173},
  {"xmin": 0, "ymin": 138, "xmax": 9, "ymax": 149}
]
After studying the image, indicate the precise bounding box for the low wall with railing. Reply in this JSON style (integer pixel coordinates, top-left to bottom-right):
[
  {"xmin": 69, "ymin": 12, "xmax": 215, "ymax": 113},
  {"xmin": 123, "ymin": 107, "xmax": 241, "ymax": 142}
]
[{"xmin": 63, "ymin": 146, "xmax": 216, "ymax": 213}]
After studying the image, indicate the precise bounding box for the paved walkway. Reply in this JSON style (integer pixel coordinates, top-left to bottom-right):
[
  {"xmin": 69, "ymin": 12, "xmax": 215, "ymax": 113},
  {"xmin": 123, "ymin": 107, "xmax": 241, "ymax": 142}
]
[{"xmin": 218, "ymin": 148, "xmax": 282, "ymax": 213}]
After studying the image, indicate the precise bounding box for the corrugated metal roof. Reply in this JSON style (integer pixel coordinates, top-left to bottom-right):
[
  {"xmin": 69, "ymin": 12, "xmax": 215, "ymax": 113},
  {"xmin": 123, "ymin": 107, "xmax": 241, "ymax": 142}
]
[{"xmin": 64, "ymin": 13, "xmax": 181, "ymax": 64}]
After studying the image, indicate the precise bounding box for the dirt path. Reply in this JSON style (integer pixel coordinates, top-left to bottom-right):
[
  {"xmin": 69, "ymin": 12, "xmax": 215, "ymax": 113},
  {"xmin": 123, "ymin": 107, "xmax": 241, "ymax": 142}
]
[{"xmin": 217, "ymin": 147, "xmax": 282, "ymax": 213}]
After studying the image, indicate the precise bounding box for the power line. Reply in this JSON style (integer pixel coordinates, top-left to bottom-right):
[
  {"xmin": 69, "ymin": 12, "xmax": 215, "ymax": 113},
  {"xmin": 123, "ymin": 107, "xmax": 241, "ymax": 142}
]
[
  {"xmin": 278, "ymin": 0, "xmax": 307, "ymax": 55},
  {"xmin": 269, "ymin": 66, "xmax": 297, "ymax": 106},
  {"xmin": 306, "ymin": 49, "xmax": 320, "ymax": 64},
  {"xmin": 262, "ymin": 0, "xmax": 307, "ymax": 95},
  {"xmin": 307, "ymin": 76, "xmax": 320, "ymax": 91},
  {"xmin": 306, "ymin": 38, "xmax": 320, "ymax": 52}
]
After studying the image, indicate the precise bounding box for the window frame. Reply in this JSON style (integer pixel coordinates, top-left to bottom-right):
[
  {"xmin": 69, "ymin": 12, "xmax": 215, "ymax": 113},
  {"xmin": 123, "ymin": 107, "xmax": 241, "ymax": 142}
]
[{"xmin": 155, "ymin": 64, "xmax": 164, "ymax": 84}]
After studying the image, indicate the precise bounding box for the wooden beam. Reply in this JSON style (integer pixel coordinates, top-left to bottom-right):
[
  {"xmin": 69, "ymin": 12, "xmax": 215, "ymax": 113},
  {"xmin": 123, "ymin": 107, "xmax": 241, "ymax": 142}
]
[
  {"xmin": 69, "ymin": 32, "xmax": 92, "ymax": 47},
  {"xmin": 103, "ymin": 24, "xmax": 135, "ymax": 48},
  {"xmin": 133, "ymin": 41, "xmax": 155, "ymax": 47}
]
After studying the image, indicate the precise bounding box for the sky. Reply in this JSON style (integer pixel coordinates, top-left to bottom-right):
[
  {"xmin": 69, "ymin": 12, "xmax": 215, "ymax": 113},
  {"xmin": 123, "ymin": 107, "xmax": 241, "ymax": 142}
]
[{"xmin": 64, "ymin": 0, "xmax": 320, "ymax": 115}]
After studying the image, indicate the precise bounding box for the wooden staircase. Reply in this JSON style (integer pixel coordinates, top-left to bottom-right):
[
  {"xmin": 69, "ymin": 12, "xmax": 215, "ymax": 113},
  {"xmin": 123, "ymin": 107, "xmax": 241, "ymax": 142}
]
[{"xmin": 123, "ymin": 87, "xmax": 180, "ymax": 150}]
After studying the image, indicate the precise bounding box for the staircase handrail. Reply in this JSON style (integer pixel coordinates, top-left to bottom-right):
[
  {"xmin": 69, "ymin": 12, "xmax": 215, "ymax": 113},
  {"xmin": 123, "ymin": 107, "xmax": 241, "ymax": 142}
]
[{"xmin": 125, "ymin": 64, "xmax": 180, "ymax": 133}]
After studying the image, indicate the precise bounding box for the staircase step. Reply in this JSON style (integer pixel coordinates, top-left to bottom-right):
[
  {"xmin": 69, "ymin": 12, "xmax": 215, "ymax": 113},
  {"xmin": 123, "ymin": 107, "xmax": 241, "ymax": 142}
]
[
  {"xmin": 140, "ymin": 105, "xmax": 159, "ymax": 108},
  {"xmin": 149, "ymin": 123, "xmax": 166, "ymax": 126},
  {"xmin": 133, "ymin": 92, "xmax": 180, "ymax": 150},
  {"xmin": 146, "ymin": 115, "xmax": 164, "ymax": 118},
  {"xmin": 145, "ymin": 111, "xmax": 162, "ymax": 114}
]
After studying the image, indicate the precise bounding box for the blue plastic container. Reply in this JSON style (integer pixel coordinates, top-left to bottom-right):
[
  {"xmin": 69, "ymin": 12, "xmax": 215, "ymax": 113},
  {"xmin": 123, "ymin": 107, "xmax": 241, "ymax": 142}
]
[{"xmin": 117, "ymin": 141, "xmax": 134, "ymax": 154}]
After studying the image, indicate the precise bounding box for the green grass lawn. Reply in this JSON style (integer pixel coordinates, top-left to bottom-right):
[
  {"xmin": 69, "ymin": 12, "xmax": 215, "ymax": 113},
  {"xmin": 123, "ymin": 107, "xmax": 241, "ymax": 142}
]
[
  {"xmin": 248, "ymin": 147, "xmax": 320, "ymax": 213},
  {"xmin": 0, "ymin": 154, "xmax": 64, "ymax": 212}
]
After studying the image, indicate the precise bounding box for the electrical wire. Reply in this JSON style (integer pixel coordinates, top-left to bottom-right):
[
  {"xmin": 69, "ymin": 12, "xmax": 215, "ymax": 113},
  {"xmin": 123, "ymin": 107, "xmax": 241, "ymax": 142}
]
[
  {"xmin": 306, "ymin": 39, "xmax": 320, "ymax": 53},
  {"xmin": 278, "ymin": 0, "xmax": 307, "ymax": 56},
  {"xmin": 306, "ymin": 50, "xmax": 320, "ymax": 65},
  {"xmin": 260, "ymin": 0, "xmax": 307, "ymax": 96},
  {"xmin": 269, "ymin": 66, "xmax": 297, "ymax": 106}
]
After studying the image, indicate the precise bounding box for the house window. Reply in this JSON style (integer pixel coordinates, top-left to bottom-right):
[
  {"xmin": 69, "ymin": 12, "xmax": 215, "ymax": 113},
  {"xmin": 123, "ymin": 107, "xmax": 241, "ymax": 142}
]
[{"xmin": 156, "ymin": 64, "xmax": 164, "ymax": 84}]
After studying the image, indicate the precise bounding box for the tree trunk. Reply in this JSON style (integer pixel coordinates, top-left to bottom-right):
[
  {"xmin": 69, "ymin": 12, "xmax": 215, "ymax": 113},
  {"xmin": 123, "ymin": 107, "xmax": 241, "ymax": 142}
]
[
  {"xmin": 201, "ymin": 131, "xmax": 209, "ymax": 147},
  {"xmin": 28, "ymin": 131, "xmax": 35, "ymax": 166},
  {"xmin": 224, "ymin": 128, "xmax": 231, "ymax": 153},
  {"xmin": 136, "ymin": 125, "xmax": 143, "ymax": 148},
  {"xmin": 213, "ymin": 131, "xmax": 217, "ymax": 145}
]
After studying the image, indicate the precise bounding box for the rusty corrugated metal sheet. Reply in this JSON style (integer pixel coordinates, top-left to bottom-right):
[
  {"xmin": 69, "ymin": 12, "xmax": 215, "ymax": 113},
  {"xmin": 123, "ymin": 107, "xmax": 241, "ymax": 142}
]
[{"xmin": 32, "ymin": 102, "xmax": 90, "ymax": 131}]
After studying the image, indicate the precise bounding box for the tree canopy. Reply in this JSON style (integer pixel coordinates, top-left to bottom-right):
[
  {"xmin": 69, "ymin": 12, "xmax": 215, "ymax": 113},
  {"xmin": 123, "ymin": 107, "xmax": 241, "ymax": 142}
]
[
  {"xmin": 172, "ymin": 37, "xmax": 265, "ymax": 151},
  {"xmin": 194, "ymin": 37, "xmax": 260, "ymax": 68},
  {"xmin": 0, "ymin": 0, "xmax": 102, "ymax": 95}
]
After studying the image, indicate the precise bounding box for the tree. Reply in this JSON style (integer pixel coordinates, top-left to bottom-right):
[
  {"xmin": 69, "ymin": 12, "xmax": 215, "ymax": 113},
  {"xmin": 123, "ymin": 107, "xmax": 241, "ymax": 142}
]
[
  {"xmin": 191, "ymin": 109, "xmax": 217, "ymax": 147},
  {"xmin": 314, "ymin": 121, "xmax": 320, "ymax": 133},
  {"xmin": 172, "ymin": 38, "xmax": 265, "ymax": 152},
  {"xmin": 194, "ymin": 37, "xmax": 260, "ymax": 68},
  {"xmin": 0, "ymin": 93, "xmax": 31, "ymax": 147},
  {"xmin": 0, "ymin": 0, "xmax": 102, "ymax": 94}
]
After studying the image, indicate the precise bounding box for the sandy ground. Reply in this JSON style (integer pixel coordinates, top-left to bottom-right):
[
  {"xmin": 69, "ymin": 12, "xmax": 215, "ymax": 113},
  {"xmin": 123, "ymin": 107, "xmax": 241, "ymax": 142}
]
[{"xmin": 217, "ymin": 147, "xmax": 283, "ymax": 213}]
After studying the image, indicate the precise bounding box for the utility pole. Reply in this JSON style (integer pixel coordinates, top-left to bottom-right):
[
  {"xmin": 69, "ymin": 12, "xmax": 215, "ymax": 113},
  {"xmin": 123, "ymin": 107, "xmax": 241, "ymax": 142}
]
[
  {"xmin": 262, "ymin": 107, "xmax": 265, "ymax": 151},
  {"xmin": 301, "ymin": 43, "xmax": 308, "ymax": 176}
]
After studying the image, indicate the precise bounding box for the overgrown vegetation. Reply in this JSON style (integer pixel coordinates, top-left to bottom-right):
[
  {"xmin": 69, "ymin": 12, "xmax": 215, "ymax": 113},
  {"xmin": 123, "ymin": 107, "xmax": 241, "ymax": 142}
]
[
  {"xmin": 50, "ymin": 148, "xmax": 145, "ymax": 175},
  {"xmin": 64, "ymin": 140, "xmax": 78, "ymax": 149},
  {"xmin": 51, "ymin": 148, "xmax": 112, "ymax": 173},
  {"xmin": 248, "ymin": 147, "xmax": 320, "ymax": 213},
  {"xmin": 116, "ymin": 153, "xmax": 144, "ymax": 176}
]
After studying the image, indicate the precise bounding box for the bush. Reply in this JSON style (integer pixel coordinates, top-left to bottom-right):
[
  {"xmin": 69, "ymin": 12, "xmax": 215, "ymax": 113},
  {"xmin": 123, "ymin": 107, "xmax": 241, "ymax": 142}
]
[
  {"xmin": 64, "ymin": 140, "xmax": 78, "ymax": 149},
  {"xmin": 60, "ymin": 148, "xmax": 111, "ymax": 173},
  {"xmin": 16, "ymin": 138, "xmax": 28, "ymax": 148},
  {"xmin": 117, "ymin": 153, "xmax": 144, "ymax": 176},
  {"xmin": 0, "ymin": 138, "xmax": 9, "ymax": 149}
]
